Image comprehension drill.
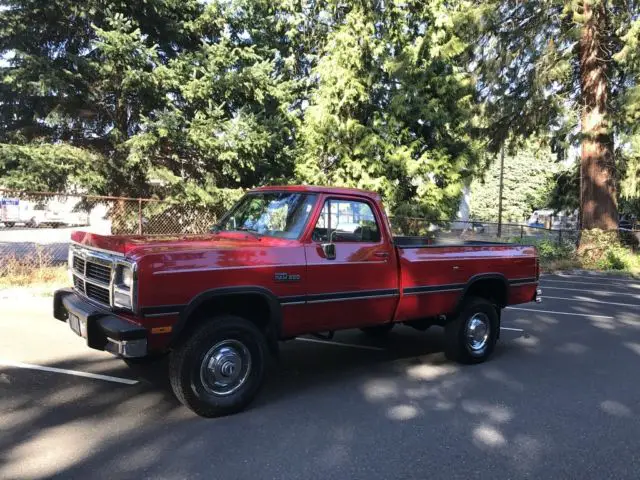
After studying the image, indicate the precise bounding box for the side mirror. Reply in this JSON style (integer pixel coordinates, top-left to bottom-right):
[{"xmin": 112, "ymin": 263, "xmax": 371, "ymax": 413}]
[{"xmin": 321, "ymin": 242, "xmax": 336, "ymax": 260}]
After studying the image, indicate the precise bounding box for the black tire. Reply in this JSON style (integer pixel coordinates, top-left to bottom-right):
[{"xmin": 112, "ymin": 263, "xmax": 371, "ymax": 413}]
[
  {"xmin": 169, "ymin": 315, "xmax": 267, "ymax": 418},
  {"xmin": 444, "ymin": 296, "xmax": 499, "ymax": 364},
  {"xmin": 5, "ymin": 222, "xmax": 15, "ymax": 228},
  {"xmin": 360, "ymin": 323, "xmax": 394, "ymax": 337}
]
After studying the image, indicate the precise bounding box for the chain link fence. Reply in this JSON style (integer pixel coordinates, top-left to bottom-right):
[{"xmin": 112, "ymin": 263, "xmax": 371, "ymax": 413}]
[
  {"xmin": 388, "ymin": 217, "xmax": 581, "ymax": 246},
  {"xmin": 4, "ymin": 189, "xmax": 636, "ymax": 271},
  {"xmin": 0, "ymin": 190, "xmax": 223, "ymax": 266}
]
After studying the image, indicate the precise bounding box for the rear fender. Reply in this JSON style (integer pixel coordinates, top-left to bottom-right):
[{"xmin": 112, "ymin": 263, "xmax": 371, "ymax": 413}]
[{"xmin": 454, "ymin": 273, "xmax": 509, "ymax": 313}]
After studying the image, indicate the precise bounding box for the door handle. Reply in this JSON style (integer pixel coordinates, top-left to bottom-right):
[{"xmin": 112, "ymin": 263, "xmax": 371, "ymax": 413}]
[{"xmin": 374, "ymin": 251, "xmax": 390, "ymax": 258}]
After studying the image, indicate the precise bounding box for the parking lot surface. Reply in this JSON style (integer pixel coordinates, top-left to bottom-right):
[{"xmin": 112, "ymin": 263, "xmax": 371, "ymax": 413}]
[{"xmin": 1, "ymin": 272, "xmax": 639, "ymax": 479}]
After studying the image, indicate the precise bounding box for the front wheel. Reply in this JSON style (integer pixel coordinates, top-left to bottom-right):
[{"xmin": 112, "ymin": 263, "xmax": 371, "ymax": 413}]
[
  {"xmin": 444, "ymin": 297, "xmax": 499, "ymax": 364},
  {"xmin": 169, "ymin": 315, "xmax": 267, "ymax": 417}
]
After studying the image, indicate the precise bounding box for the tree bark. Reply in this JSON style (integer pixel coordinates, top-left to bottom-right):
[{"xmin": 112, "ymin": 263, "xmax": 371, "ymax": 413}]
[{"xmin": 578, "ymin": 0, "xmax": 618, "ymax": 231}]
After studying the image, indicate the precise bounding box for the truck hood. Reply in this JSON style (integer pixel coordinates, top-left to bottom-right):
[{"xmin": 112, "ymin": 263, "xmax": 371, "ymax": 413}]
[{"xmin": 70, "ymin": 230, "xmax": 271, "ymax": 258}]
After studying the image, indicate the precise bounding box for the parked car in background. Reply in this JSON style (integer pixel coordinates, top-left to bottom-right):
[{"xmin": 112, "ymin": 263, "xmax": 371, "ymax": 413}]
[
  {"xmin": 619, "ymin": 217, "xmax": 633, "ymax": 231},
  {"xmin": 40, "ymin": 200, "xmax": 89, "ymax": 228},
  {"xmin": 0, "ymin": 198, "xmax": 45, "ymax": 227}
]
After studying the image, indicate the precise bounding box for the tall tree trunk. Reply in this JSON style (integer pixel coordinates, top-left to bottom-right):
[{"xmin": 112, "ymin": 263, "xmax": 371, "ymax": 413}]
[{"xmin": 578, "ymin": 0, "xmax": 618, "ymax": 231}]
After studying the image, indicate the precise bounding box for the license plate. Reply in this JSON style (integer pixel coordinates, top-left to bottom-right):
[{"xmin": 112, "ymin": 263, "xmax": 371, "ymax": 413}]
[{"xmin": 68, "ymin": 313, "xmax": 86, "ymax": 338}]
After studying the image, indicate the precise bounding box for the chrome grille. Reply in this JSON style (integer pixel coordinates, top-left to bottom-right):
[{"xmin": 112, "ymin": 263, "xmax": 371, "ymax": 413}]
[
  {"xmin": 73, "ymin": 275, "xmax": 85, "ymax": 292},
  {"xmin": 71, "ymin": 249, "xmax": 113, "ymax": 308},
  {"xmin": 73, "ymin": 256, "xmax": 85, "ymax": 273},
  {"xmin": 69, "ymin": 245, "xmax": 136, "ymax": 311},
  {"xmin": 86, "ymin": 262, "xmax": 111, "ymax": 284},
  {"xmin": 86, "ymin": 282, "xmax": 110, "ymax": 304}
]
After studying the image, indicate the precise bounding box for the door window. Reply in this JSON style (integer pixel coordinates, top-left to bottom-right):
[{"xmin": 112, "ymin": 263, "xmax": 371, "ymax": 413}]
[{"xmin": 312, "ymin": 199, "xmax": 381, "ymax": 243}]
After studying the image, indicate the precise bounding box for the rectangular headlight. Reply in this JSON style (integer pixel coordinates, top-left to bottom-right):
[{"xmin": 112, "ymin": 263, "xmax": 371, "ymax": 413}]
[
  {"xmin": 116, "ymin": 264, "xmax": 133, "ymax": 289},
  {"xmin": 113, "ymin": 290, "xmax": 132, "ymax": 309},
  {"xmin": 121, "ymin": 266, "xmax": 133, "ymax": 288}
]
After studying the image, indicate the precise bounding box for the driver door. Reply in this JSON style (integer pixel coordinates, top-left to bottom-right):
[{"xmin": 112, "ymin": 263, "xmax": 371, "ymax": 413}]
[{"xmin": 302, "ymin": 196, "xmax": 399, "ymax": 332}]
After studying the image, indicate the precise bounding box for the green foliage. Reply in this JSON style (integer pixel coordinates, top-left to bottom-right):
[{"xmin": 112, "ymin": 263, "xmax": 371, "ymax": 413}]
[
  {"xmin": 512, "ymin": 236, "xmax": 576, "ymax": 262},
  {"xmin": 469, "ymin": 141, "xmax": 560, "ymax": 221},
  {"xmin": 578, "ymin": 229, "xmax": 640, "ymax": 272},
  {"xmin": 1, "ymin": 0, "xmax": 638, "ymax": 223},
  {"xmin": 296, "ymin": 1, "xmax": 484, "ymax": 217},
  {"xmin": 472, "ymin": 0, "xmax": 640, "ymax": 229},
  {"xmin": 0, "ymin": 143, "xmax": 105, "ymax": 192}
]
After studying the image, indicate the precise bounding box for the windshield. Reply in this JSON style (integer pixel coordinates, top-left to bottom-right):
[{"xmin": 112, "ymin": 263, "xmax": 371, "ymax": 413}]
[{"xmin": 215, "ymin": 192, "xmax": 318, "ymax": 239}]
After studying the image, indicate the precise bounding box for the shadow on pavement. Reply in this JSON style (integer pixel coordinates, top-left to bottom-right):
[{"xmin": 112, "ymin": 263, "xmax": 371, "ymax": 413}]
[{"xmin": 1, "ymin": 305, "xmax": 640, "ymax": 479}]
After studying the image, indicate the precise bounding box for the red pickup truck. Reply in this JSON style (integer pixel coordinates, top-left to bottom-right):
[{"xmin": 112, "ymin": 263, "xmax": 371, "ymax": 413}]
[{"xmin": 54, "ymin": 186, "xmax": 541, "ymax": 417}]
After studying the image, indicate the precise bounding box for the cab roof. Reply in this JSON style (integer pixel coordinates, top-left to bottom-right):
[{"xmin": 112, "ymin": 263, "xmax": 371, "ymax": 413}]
[{"xmin": 250, "ymin": 185, "xmax": 381, "ymax": 201}]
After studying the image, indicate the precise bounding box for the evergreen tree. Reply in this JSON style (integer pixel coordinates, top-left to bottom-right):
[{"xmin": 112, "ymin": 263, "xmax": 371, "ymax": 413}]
[
  {"xmin": 296, "ymin": 0, "xmax": 485, "ymax": 217},
  {"xmin": 0, "ymin": 0, "xmax": 203, "ymax": 195},
  {"xmin": 472, "ymin": 0, "xmax": 640, "ymax": 231},
  {"xmin": 469, "ymin": 142, "xmax": 561, "ymax": 222}
]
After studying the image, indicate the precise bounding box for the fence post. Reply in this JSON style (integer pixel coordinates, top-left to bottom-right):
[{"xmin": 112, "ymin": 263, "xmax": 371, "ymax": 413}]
[
  {"xmin": 558, "ymin": 229, "xmax": 562, "ymax": 245},
  {"xmin": 520, "ymin": 225, "xmax": 524, "ymax": 239},
  {"xmin": 138, "ymin": 198, "xmax": 143, "ymax": 235}
]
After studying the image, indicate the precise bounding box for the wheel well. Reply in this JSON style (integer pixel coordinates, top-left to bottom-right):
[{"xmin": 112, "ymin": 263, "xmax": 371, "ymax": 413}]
[
  {"xmin": 463, "ymin": 279, "xmax": 507, "ymax": 308},
  {"xmin": 174, "ymin": 292, "xmax": 279, "ymax": 355}
]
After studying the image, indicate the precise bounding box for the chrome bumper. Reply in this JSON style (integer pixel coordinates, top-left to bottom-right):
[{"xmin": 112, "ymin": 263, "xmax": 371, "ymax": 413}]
[
  {"xmin": 105, "ymin": 338, "xmax": 148, "ymax": 358},
  {"xmin": 54, "ymin": 288, "xmax": 148, "ymax": 358}
]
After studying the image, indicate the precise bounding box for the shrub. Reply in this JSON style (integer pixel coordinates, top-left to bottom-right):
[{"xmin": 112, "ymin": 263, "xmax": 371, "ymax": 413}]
[{"xmin": 0, "ymin": 246, "xmax": 67, "ymax": 287}]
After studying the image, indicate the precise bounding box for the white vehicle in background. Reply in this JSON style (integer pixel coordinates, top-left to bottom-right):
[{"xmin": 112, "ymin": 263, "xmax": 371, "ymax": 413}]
[
  {"xmin": 38, "ymin": 199, "xmax": 89, "ymax": 228},
  {"xmin": 527, "ymin": 209, "xmax": 578, "ymax": 230},
  {"xmin": 0, "ymin": 197, "xmax": 89, "ymax": 228},
  {"xmin": 0, "ymin": 198, "xmax": 45, "ymax": 227}
]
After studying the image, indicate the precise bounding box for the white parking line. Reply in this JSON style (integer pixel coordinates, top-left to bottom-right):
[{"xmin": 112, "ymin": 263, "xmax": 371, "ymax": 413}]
[
  {"xmin": 295, "ymin": 337, "xmax": 386, "ymax": 351},
  {"xmin": 542, "ymin": 279, "xmax": 640, "ymax": 288},
  {"xmin": 0, "ymin": 359, "xmax": 139, "ymax": 385},
  {"xmin": 506, "ymin": 307, "xmax": 614, "ymax": 319},
  {"xmin": 544, "ymin": 295, "xmax": 640, "ymax": 308},
  {"xmin": 500, "ymin": 327, "xmax": 525, "ymax": 332},
  {"xmin": 542, "ymin": 286, "xmax": 640, "ymax": 298},
  {"xmin": 543, "ymin": 274, "xmax": 640, "ymax": 284}
]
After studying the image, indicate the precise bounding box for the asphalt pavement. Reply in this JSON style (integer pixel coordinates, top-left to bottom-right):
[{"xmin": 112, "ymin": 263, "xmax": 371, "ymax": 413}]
[{"xmin": 1, "ymin": 272, "xmax": 640, "ymax": 479}]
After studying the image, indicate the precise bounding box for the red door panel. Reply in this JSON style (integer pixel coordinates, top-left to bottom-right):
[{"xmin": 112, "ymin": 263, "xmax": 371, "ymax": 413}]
[{"xmin": 301, "ymin": 196, "xmax": 399, "ymax": 332}]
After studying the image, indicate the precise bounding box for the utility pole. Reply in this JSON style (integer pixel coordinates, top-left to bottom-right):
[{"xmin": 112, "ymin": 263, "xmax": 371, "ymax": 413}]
[{"xmin": 497, "ymin": 144, "xmax": 505, "ymax": 237}]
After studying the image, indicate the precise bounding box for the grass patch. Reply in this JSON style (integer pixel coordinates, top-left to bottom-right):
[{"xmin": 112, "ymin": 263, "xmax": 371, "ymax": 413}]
[
  {"xmin": 0, "ymin": 247, "xmax": 68, "ymax": 288},
  {"xmin": 514, "ymin": 230, "xmax": 640, "ymax": 275}
]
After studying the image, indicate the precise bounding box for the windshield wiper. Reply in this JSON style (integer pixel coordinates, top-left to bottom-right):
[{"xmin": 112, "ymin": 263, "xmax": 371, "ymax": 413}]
[{"xmin": 235, "ymin": 227, "xmax": 263, "ymax": 239}]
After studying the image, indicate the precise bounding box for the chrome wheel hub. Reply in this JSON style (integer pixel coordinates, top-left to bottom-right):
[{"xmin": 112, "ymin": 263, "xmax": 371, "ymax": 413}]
[
  {"xmin": 200, "ymin": 340, "xmax": 252, "ymax": 396},
  {"xmin": 466, "ymin": 313, "xmax": 490, "ymax": 352}
]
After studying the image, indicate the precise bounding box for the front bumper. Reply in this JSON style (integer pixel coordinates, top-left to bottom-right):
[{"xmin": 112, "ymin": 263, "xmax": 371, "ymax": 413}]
[{"xmin": 53, "ymin": 288, "xmax": 148, "ymax": 358}]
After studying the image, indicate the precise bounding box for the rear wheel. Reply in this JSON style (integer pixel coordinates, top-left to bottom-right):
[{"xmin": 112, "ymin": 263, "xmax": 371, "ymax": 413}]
[
  {"xmin": 169, "ymin": 315, "xmax": 267, "ymax": 417},
  {"xmin": 360, "ymin": 323, "xmax": 394, "ymax": 338},
  {"xmin": 5, "ymin": 222, "xmax": 15, "ymax": 228},
  {"xmin": 444, "ymin": 296, "xmax": 498, "ymax": 364}
]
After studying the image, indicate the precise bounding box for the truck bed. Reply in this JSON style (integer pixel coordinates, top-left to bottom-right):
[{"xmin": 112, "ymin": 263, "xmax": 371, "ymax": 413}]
[
  {"xmin": 392, "ymin": 237, "xmax": 538, "ymax": 322},
  {"xmin": 393, "ymin": 236, "xmax": 519, "ymax": 248}
]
